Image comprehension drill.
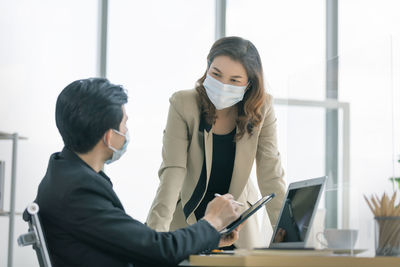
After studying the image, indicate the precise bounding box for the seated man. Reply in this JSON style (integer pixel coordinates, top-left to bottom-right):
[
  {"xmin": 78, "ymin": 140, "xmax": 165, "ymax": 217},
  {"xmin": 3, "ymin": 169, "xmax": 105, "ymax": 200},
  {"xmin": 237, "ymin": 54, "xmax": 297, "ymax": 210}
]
[{"xmin": 33, "ymin": 78, "xmax": 241, "ymax": 267}]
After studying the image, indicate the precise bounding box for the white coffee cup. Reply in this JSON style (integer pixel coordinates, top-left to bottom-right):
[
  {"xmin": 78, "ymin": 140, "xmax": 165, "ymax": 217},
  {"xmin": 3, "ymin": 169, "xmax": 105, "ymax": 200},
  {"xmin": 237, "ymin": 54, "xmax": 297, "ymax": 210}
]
[{"xmin": 317, "ymin": 229, "xmax": 358, "ymax": 249}]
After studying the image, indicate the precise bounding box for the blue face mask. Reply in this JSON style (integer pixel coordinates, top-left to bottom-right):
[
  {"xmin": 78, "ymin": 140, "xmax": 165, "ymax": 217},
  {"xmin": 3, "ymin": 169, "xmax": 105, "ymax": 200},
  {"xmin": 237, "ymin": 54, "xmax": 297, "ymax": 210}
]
[{"xmin": 105, "ymin": 129, "xmax": 130, "ymax": 165}]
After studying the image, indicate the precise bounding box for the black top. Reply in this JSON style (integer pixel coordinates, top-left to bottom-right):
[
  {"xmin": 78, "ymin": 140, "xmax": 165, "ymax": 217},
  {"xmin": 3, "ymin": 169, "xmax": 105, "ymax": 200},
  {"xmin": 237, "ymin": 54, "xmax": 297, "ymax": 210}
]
[
  {"xmin": 34, "ymin": 147, "xmax": 220, "ymax": 267},
  {"xmin": 195, "ymin": 128, "xmax": 236, "ymax": 220}
]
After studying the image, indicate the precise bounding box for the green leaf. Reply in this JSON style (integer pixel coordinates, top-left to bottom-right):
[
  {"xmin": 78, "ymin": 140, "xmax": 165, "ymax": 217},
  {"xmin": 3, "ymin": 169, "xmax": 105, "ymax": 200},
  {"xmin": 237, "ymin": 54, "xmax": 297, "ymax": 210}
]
[{"xmin": 389, "ymin": 177, "xmax": 400, "ymax": 190}]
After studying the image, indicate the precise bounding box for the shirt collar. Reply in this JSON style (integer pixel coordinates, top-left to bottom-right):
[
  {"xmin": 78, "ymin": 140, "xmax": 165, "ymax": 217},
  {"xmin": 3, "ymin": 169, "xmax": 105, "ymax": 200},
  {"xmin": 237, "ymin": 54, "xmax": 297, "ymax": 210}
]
[{"xmin": 60, "ymin": 146, "xmax": 113, "ymax": 187}]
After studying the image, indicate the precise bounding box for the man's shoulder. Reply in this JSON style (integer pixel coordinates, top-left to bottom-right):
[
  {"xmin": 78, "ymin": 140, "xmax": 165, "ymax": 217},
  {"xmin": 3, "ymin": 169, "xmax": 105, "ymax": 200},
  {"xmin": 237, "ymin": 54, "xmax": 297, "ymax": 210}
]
[
  {"xmin": 37, "ymin": 150, "xmax": 112, "ymax": 205},
  {"xmin": 47, "ymin": 150, "xmax": 97, "ymax": 184}
]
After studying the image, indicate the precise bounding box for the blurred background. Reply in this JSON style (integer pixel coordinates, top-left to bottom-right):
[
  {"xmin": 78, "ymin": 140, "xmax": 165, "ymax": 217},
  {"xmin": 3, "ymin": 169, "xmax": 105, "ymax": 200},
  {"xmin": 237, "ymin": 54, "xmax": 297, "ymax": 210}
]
[{"xmin": 1, "ymin": 0, "xmax": 399, "ymax": 265}]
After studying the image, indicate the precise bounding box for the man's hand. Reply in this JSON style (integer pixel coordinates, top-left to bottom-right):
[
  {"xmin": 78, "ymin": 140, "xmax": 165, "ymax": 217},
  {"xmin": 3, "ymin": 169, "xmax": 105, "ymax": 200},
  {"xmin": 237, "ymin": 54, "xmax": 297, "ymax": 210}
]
[
  {"xmin": 219, "ymin": 229, "xmax": 239, "ymax": 247},
  {"xmin": 218, "ymin": 223, "xmax": 244, "ymax": 247},
  {"xmin": 203, "ymin": 194, "xmax": 241, "ymax": 231}
]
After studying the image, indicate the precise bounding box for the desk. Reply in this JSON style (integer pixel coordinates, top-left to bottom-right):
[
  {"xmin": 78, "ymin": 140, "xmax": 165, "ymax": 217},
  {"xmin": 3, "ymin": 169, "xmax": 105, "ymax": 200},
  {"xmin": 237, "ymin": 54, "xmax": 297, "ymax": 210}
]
[{"xmin": 189, "ymin": 251, "xmax": 400, "ymax": 267}]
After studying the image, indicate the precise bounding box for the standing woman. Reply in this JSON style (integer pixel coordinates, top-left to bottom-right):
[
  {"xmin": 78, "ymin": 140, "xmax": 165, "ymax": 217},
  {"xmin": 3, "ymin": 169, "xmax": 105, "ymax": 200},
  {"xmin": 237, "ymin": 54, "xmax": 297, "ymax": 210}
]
[{"xmin": 147, "ymin": 36, "xmax": 286, "ymax": 248}]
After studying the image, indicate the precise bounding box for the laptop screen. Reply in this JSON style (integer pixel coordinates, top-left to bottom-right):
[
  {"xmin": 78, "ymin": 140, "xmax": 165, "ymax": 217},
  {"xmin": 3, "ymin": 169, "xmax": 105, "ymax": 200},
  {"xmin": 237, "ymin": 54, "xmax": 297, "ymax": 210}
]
[{"xmin": 269, "ymin": 176, "xmax": 326, "ymax": 248}]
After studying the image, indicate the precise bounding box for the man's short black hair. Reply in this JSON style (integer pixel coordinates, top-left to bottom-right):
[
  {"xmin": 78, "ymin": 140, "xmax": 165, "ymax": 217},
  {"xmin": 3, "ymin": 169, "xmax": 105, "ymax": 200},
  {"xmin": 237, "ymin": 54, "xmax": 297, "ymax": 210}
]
[{"xmin": 56, "ymin": 78, "xmax": 128, "ymax": 154}]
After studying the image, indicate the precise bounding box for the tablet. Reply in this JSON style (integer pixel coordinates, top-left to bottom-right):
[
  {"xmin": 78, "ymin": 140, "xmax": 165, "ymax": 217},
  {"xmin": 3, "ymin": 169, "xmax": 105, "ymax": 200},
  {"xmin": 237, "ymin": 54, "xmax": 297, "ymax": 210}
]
[
  {"xmin": 219, "ymin": 193, "xmax": 275, "ymax": 235},
  {"xmin": 268, "ymin": 176, "xmax": 326, "ymax": 249}
]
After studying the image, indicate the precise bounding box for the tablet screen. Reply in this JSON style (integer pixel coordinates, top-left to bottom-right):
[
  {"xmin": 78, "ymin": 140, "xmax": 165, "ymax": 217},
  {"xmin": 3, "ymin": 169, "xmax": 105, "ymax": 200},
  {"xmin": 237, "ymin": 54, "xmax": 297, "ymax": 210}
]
[{"xmin": 220, "ymin": 193, "xmax": 275, "ymax": 234}]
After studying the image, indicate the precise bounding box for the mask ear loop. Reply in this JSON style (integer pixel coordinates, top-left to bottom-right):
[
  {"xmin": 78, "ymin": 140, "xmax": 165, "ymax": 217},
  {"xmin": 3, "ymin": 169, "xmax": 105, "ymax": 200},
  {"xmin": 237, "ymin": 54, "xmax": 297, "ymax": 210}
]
[
  {"xmin": 245, "ymin": 81, "xmax": 252, "ymax": 91},
  {"xmin": 243, "ymin": 82, "xmax": 252, "ymax": 99},
  {"xmin": 112, "ymin": 129, "xmax": 126, "ymax": 137}
]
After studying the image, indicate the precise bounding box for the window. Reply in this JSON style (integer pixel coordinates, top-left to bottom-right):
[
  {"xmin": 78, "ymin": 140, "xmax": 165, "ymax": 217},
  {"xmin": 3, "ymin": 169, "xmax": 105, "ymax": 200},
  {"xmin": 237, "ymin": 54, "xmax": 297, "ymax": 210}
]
[
  {"xmin": 226, "ymin": 0, "xmax": 326, "ymax": 184},
  {"xmin": 339, "ymin": 0, "xmax": 400, "ymax": 252},
  {"xmin": 226, "ymin": 0, "xmax": 326, "ymax": 244},
  {"xmin": 107, "ymin": 0, "xmax": 214, "ymax": 221}
]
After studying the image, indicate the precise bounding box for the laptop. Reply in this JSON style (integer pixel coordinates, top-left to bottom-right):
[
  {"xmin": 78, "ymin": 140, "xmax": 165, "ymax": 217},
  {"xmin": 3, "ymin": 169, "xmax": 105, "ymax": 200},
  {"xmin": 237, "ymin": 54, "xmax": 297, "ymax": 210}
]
[{"xmin": 265, "ymin": 176, "xmax": 327, "ymax": 249}]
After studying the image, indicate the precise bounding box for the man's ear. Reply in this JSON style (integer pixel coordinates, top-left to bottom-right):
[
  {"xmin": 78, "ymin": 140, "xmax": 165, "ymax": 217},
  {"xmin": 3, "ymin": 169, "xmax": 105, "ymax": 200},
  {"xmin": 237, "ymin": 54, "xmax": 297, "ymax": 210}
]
[{"xmin": 103, "ymin": 129, "xmax": 113, "ymax": 147}]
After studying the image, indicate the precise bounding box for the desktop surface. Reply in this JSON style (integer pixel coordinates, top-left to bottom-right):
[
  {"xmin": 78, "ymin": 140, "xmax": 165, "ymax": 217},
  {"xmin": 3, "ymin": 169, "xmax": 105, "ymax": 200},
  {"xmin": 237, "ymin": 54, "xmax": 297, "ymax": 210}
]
[{"xmin": 187, "ymin": 250, "xmax": 400, "ymax": 267}]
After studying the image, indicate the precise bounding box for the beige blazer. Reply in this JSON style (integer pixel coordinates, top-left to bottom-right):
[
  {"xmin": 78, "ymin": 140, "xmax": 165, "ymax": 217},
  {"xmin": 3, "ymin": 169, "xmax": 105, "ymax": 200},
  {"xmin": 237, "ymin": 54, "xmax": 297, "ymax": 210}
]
[{"xmin": 146, "ymin": 89, "xmax": 286, "ymax": 248}]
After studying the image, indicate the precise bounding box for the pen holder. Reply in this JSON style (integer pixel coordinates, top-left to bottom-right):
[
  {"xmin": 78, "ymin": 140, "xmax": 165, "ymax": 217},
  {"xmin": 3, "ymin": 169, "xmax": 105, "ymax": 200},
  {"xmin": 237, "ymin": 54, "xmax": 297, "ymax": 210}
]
[{"xmin": 375, "ymin": 216, "xmax": 400, "ymax": 256}]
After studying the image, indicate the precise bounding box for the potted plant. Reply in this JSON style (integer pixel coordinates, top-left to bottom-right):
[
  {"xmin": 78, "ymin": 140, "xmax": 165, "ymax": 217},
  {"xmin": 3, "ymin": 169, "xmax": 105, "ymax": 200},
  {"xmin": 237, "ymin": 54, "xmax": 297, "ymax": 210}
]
[{"xmin": 389, "ymin": 157, "xmax": 400, "ymax": 190}]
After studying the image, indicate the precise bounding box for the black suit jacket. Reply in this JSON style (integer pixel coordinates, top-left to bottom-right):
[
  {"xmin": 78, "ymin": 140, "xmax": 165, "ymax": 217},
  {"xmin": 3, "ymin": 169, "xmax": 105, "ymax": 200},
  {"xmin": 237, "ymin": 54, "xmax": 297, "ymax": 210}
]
[{"xmin": 34, "ymin": 147, "xmax": 219, "ymax": 267}]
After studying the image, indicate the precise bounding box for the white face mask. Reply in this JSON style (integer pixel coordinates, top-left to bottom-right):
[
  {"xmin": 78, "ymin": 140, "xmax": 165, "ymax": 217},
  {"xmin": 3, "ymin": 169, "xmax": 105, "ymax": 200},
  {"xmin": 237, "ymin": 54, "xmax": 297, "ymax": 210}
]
[
  {"xmin": 203, "ymin": 74, "xmax": 247, "ymax": 110},
  {"xmin": 104, "ymin": 129, "xmax": 130, "ymax": 165}
]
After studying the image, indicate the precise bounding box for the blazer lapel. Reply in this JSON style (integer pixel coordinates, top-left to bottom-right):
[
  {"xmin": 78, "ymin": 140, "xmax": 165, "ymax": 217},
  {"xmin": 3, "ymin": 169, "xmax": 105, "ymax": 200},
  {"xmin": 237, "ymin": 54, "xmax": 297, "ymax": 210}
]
[
  {"xmin": 229, "ymin": 127, "xmax": 258, "ymax": 199},
  {"xmin": 203, "ymin": 128, "xmax": 213, "ymax": 184},
  {"xmin": 184, "ymin": 121, "xmax": 213, "ymax": 224}
]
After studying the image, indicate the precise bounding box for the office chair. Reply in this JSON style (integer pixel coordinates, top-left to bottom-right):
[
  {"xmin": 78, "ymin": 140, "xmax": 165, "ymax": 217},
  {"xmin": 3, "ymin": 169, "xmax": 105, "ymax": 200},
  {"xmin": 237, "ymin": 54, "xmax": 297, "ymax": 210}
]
[{"xmin": 17, "ymin": 202, "xmax": 52, "ymax": 267}]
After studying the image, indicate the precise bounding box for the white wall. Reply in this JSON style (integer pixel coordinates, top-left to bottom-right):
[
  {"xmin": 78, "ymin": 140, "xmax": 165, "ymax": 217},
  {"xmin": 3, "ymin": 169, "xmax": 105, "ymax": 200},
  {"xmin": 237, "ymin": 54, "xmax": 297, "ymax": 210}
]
[{"xmin": 0, "ymin": 1, "xmax": 98, "ymax": 266}]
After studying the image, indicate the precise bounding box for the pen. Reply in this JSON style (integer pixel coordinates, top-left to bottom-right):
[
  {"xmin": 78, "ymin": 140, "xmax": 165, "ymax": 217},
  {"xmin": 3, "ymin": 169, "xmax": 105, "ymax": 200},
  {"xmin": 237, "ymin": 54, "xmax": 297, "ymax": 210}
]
[{"xmin": 214, "ymin": 193, "xmax": 244, "ymax": 206}]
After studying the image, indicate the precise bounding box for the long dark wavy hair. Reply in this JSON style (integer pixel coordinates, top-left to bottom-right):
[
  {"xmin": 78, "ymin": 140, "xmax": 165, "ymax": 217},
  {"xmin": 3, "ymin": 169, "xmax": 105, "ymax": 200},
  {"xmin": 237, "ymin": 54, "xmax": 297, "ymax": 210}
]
[{"xmin": 195, "ymin": 36, "xmax": 267, "ymax": 140}]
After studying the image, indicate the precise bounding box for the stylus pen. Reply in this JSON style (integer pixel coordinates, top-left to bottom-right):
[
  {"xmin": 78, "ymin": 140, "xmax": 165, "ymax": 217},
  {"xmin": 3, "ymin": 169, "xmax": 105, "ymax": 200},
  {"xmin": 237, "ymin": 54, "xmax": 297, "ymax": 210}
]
[{"xmin": 214, "ymin": 193, "xmax": 244, "ymax": 206}]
